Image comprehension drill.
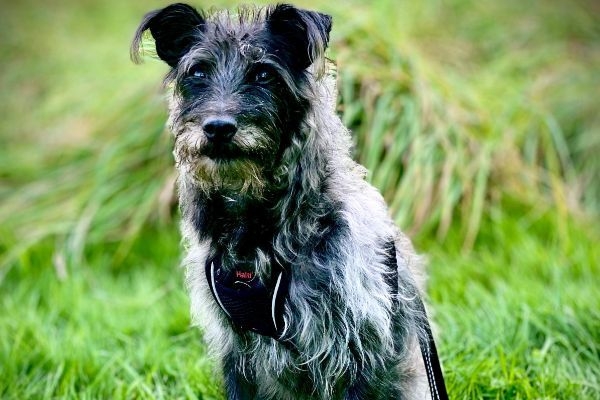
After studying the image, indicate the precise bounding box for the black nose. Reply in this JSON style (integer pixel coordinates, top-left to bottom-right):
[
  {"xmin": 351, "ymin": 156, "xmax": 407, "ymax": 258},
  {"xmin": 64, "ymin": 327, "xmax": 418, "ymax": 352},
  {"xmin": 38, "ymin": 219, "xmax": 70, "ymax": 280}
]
[{"xmin": 203, "ymin": 117, "xmax": 237, "ymax": 142}]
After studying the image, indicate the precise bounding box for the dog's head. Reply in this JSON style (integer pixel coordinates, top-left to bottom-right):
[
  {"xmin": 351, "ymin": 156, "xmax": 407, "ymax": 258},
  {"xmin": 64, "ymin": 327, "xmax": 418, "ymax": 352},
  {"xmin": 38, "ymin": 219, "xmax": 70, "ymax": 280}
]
[{"xmin": 131, "ymin": 3, "xmax": 332, "ymax": 197}]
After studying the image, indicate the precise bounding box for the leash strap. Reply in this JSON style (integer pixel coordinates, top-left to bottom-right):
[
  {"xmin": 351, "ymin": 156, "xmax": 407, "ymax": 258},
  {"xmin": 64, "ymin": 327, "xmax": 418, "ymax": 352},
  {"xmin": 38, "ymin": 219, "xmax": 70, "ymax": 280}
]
[
  {"xmin": 385, "ymin": 242, "xmax": 448, "ymax": 400},
  {"xmin": 414, "ymin": 296, "xmax": 449, "ymax": 400}
]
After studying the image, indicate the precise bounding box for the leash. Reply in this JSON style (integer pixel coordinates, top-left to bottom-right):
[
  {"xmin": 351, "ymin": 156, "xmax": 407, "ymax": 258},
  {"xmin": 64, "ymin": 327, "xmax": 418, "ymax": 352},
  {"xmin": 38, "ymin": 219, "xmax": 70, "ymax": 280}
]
[
  {"xmin": 414, "ymin": 295, "xmax": 449, "ymax": 400},
  {"xmin": 384, "ymin": 242, "xmax": 449, "ymax": 400}
]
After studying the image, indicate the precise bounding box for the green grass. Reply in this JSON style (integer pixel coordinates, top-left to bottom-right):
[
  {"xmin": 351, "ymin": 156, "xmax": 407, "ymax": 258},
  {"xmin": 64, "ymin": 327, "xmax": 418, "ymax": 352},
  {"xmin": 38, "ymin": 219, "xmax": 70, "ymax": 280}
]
[
  {"xmin": 1, "ymin": 0, "xmax": 599, "ymax": 399},
  {"xmin": 1, "ymin": 228, "xmax": 223, "ymax": 399},
  {"xmin": 426, "ymin": 209, "xmax": 600, "ymax": 398}
]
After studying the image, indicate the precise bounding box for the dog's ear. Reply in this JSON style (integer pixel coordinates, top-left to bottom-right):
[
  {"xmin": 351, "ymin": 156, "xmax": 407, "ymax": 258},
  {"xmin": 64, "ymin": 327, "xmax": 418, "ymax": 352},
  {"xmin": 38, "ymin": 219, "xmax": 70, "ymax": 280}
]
[
  {"xmin": 266, "ymin": 4, "xmax": 332, "ymax": 71},
  {"xmin": 131, "ymin": 3, "xmax": 205, "ymax": 68}
]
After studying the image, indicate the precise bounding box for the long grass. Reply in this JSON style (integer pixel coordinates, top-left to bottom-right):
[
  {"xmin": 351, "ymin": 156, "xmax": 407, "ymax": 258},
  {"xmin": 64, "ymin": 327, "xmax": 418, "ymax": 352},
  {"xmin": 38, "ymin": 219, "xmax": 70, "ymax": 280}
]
[
  {"xmin": 334, "ymin": 0, "xmax": 599, "ymax": 246},
  {"xmin": 1, "ymin": 0, "xmax": 598, "ymax": 399}
]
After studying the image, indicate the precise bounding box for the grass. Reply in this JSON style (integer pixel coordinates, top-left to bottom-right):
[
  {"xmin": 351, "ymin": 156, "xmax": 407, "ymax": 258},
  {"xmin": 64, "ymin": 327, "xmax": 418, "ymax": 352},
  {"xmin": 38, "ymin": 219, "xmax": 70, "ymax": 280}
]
[
  {"xmin": 1, "ymin": 228, "xmax": 223, "ymax": 399},
  {"xmin": 427, "ymin": 209, "xmax": 600, "ymax": 398},
  {"xmin": 1, "ymin": 0, "xmax": 599, "ymax": 399}
]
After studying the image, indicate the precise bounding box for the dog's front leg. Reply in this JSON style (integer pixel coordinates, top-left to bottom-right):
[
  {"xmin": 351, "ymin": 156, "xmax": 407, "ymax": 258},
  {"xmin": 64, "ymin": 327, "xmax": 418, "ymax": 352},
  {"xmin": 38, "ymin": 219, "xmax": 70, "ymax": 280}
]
[{"xmin": 223, "ymin": 352, "xmax": 259, "ymax": 400}]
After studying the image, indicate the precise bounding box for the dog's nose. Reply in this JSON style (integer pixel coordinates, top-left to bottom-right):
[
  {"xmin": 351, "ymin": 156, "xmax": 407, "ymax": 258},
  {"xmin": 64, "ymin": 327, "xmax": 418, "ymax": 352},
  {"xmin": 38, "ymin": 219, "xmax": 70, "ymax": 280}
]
[{"xmin": 203, "ymin": 117, "xmax": 237, "ymax": 142}]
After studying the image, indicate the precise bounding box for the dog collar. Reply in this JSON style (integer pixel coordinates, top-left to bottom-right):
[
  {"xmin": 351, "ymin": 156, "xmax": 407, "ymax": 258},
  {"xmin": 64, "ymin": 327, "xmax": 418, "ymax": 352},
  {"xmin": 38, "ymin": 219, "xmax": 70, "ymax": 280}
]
[{"xmin": 205, "ymin": 255, "xmax": 289, "ymax": 340}]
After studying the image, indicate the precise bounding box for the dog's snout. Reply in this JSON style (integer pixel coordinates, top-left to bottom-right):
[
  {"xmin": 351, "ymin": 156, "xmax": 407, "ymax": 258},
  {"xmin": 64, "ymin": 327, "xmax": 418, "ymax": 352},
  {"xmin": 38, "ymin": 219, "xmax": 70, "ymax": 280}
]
[{"xmin": 203, "ymin": 117, "xmax": 238, "ymax": 141}]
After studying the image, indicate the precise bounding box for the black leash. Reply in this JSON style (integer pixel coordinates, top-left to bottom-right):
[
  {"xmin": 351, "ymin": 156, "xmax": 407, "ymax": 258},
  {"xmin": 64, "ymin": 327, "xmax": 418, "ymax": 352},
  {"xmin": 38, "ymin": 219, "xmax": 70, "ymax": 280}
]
[
  {"xmin": 414, "ymin": 295, "xmax": 449, "ymax": 400},
  {"xmin": 384, "ymin": 242, "xmax": 448, "ymax": 400}
]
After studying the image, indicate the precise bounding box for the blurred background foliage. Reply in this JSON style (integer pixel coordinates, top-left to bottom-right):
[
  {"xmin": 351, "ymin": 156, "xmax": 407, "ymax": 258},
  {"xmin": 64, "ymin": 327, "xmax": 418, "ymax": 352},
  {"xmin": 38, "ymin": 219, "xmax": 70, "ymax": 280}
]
[{"xmin": 0, "ymin": 0, "xmax": 598, "ymax": 398}]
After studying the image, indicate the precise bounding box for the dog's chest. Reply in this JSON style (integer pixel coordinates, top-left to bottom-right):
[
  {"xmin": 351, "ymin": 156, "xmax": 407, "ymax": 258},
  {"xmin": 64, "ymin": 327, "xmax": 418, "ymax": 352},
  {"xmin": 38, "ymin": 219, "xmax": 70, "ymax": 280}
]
[{"xmin": 191, "ymin": 193, "xmax": 278, "ymax": 254}]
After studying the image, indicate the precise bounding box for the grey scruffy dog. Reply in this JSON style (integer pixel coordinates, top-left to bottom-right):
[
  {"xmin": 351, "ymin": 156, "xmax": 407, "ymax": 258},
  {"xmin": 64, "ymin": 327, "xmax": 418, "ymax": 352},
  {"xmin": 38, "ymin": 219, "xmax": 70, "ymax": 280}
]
[{"xmin": 132, "ymin": 3, "xmax": 434, "ymax": 399}]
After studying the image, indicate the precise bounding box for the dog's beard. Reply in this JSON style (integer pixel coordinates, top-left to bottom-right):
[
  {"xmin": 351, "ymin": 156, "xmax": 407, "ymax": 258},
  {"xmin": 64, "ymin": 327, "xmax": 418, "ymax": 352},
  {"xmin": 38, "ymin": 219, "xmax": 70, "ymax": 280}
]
[
  {"xmin": 173, "ymin": 125, "xmax": 277, "ymax": 197},
  {"xmin": 183, "ymin": 156, "xmax": 266, "ymax": 196}
]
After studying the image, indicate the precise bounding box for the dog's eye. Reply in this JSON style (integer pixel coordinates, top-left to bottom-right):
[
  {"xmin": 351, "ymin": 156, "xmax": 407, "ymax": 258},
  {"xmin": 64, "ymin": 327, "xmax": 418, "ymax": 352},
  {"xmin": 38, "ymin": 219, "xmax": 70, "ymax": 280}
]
[
  {"xmin": 189, "ymin": 65, "xmax": 208, "ymax": 79},
  {"xmin": 254, "ymin": 67, "xmax": 275, "ymax": 84}
]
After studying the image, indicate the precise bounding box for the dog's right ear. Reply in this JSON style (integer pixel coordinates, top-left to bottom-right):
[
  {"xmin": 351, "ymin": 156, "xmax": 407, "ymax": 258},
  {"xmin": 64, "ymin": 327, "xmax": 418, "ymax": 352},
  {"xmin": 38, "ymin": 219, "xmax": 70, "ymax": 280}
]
[
  {"xmin": 130, "ymin": 3, "xmax": 205, "ymax": 68},
  {"xmin": 266, "ymin": 4, "xmax": 332, "ymax": 71}
]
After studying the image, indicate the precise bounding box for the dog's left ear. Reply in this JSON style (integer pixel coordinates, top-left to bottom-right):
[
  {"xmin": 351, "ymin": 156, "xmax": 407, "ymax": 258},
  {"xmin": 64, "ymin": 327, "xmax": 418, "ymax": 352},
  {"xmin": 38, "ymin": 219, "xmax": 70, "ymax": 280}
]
[
  {"xmin": 131, "ymin": 3, "xmax": 205, "ymax": 68},
  {"xmin": 266, "ymin": 4, "xmax": 332, "ymax": 71}
]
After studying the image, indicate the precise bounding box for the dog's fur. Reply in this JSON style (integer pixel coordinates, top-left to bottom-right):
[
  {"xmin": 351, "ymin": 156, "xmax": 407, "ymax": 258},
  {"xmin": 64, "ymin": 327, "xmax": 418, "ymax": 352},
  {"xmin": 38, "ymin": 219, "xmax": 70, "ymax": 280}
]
[{"xmin": 132, "ymin": 3, "xmax": 431, "ymax": 399}]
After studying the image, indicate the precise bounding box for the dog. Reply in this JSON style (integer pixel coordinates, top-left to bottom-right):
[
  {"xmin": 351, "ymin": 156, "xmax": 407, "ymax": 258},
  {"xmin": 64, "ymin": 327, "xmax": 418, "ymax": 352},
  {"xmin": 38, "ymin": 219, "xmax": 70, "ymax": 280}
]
[{"xmin": 131, "ymin": 3, "xmax": 443, "ymax": 399}]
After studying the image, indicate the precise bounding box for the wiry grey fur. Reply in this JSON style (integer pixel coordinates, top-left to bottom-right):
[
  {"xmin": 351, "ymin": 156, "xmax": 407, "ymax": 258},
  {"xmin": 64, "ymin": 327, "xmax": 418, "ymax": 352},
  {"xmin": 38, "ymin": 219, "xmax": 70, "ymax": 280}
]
[{"xmin": 132, "ymin": 3, "xmax": 432, "ymax": 399}]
